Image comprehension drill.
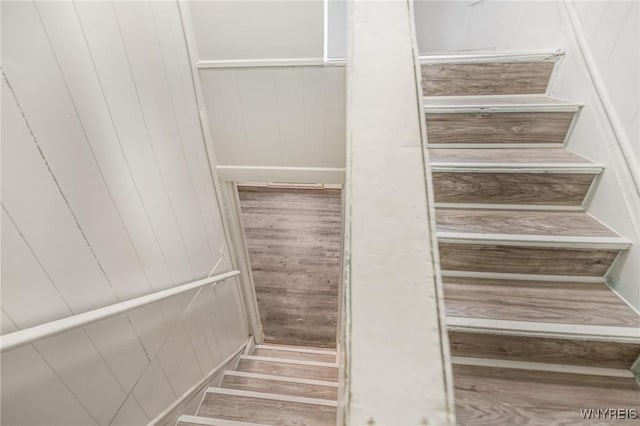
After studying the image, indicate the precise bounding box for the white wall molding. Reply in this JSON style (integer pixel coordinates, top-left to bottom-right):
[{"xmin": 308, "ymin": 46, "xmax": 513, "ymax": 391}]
[
  {"xmin": 419, "ymin": 50, "xmax": 563, "ymax": 64},
  {"xmin": 217, "ymin": 166, "xmax": 346, "ymax": 185},
  {"xmin": 197, "ymin": 58, "xmax": 346, "ymax": 69}
]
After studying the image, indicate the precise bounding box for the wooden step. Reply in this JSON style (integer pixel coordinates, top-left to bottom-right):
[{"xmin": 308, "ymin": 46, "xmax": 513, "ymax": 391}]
[
  {"xmin": 430, "ymin": 148, "xmax": 601, "ymax": 206},
  {"xmin": 453, "ymin": 364, "xmax": 640, "ymax": 425},
  {"xmin": 436, "ymin": 209, "xmax": 630, "ymax": 276},
  {"xmin": 421, "ymin": 59, "xmax": 556, "ymax": 96},
  {"xmin": 424, "ymin": 96, "xmax": 580, "ymax": 146},
  {"xmin": 197, "ymin": 388, "xmax": 336, "ymax": 426},
  {"xmin": 221, "ymin": 371, "xmax": 338, "ymax": 400},
  {"xmin": 252, "ymin": 344, "xmax": 336, "ymax": 363},
  {"xmin": 236, "ymin": 356, "xmax": 338, "ymax": 382},
  {"xmin": 444, "ymin": 275, "xmax": 640, "ymax": 368},
  {"xmin": 178, "ymin": 414, "xmax": 264, "ymax": 426}
]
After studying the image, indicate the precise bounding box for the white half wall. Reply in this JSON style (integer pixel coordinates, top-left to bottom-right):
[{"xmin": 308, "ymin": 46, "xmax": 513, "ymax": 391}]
[
  {"xmin": 413, "ymin": 0, "xmax": 640, "ymax": 309},
  {"xmin": 188, "ymin": 0, "xmax": 324, "ymax": 60},
  {"xmin": 1, "ymin": 1, "xmax": 249, "ymax": 424}
]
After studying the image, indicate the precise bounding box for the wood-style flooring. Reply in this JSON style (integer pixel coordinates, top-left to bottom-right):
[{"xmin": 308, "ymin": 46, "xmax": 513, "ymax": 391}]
[{"xmin": 238, "ymin": 186, "xmax": 341, "ymax": 349}]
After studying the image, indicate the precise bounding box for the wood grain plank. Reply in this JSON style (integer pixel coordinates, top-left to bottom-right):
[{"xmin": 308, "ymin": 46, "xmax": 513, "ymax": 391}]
[
  {"xmin": 443, "ymin": 277, "xmax": 640, "ymax": 328},
  {"xmin": 439, "ymin": 243, "xmax": 619, "ymax": 276},
  {"xmin": 426, "ymin": 111, "xmax": 575, "ymax": 144},
  {"xmin": 239, "ymin": 187, "xmax": 341, "ymax": 349},
  {"xmin": 236, "ymin": 359, "xmax": 338, "ymax": 382},
  {"xmin": 222, "ymin": 375, "xmax": 338, "ymax": 400},
  {"xmin": 436, "ymin": 209, "xmax": 618, "ymax": 237},
  {"xmin": 433, "ymin": 172, "xmax": 595, "ymax": 205},
  {"xmin": 454, "ymin": 365, "xmax": 640, "ymax": 425},
  {"xmin": 422, "ymin": 62, "xmax": 555, "ymax": 96},
  {"xmin": 450, "ymin": 331, "xmax": 640, "ymax": 368},
  {"xmin": 429, "ymin": 147, "xmax": 593, "ymax": 164},
  {"xmin": 253, "ymin": 347, "xmax": 336, "ymax": 363},
  {"xmin": 198, "ymin": 393, "xmax": 336, "ymax": 425}
]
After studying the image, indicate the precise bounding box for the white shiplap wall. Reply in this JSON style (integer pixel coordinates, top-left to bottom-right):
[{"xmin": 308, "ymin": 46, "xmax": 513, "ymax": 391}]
[
  {"xmin": 1, "ymin": 1, "xmax": 248, "ymax": 424},
  {"xmin": 185, "ymin": 1, "xmax": 346, "ymax": 181},
  {"xmin": 412, "ymin": 0, "xmax": 640, "ymax": 309},
  {"xmin": 200, "ymin": 66, "xmax": 346, "ymax": 169}
]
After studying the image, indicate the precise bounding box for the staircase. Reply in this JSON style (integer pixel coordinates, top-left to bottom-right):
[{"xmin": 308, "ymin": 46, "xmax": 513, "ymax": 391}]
[
  {"xmin": 177, "ymin": 344, "xmax": 338, "ymax": 426},
  {"xmin": 424, "ymin": 53, "xmax": 640, "ymax": 424}
]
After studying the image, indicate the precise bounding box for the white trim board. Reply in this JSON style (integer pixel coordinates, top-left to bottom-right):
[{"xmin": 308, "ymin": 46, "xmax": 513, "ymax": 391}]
[
  {"xmin": 178, "ymin": 415, "xmax": 262, "ymax": 426},
  {"xmin": 419, "ymin": 50, "xmax": 564, "ymax": 64},
  {"xmin": 437, "ymin": 233, "xmax": 631, "ymax": 249},
  {"xmin": 240, "ymin": 355, "xmax": 338, "ymax": 368},
  {"xmin": 452, "ymin": 357, "xmax": 634, "ymax": 378},
  {"xmin": 424, "ymin": 103, "xmax": 581, "ymax": 114},
  {"xmin": 441, "ymin": 270, "xmax": 606, "ymax": 283},
  {"xmin": 217, "ymin": 166, "xmax": 346, "ymax": 185},
  {"xmin": 223, "ymin": 370, "xmax": 338, "ymax": 388},
  {"xmin": 447, "ymin": 317, "xmax": 640, "ymax": 343},
  {"xmin": 197, "ymin": 58, "xmax": 347, "ymax": 69},
  {"xmin": 255, "ymin": 344, "xmax": 337, "ymax": 356},
  {"xmin": 204, "ymin": 387, "xmax": 337, "ymax": 407}
]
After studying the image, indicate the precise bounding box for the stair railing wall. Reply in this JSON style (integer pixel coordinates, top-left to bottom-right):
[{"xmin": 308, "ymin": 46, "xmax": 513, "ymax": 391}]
[{"xmin": 339, "ymin": 0, "xmax": 456, "ymax": 423}]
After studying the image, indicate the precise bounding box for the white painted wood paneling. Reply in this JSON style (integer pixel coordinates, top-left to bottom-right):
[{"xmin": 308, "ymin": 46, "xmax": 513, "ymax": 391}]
[
  {"xmin": 1, "ymin": 1, "xmax": 251, "ymax": 424},
  {"xmin": 200, "ymin": 66, "xmax": 346, "ymax": 173},
  {"xmin": 188, "ymin": 1, "xmax": 323, "ymax": 60}
]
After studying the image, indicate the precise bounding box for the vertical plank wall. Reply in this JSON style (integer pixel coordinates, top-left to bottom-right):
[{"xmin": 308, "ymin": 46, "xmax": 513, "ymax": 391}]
[
  {"xmin": 411, "ymin": 0, "xmax": 640, "ymax": 310},
  {"xmin": 1, "ymin": 2, "xmax": 248, "ymax": 425}
]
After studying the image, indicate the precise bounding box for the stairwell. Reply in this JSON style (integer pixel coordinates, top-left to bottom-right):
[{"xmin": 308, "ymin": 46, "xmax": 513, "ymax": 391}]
[{"xmin": 425, "ymin": 53, "xmax": 640, "ymax": 424}]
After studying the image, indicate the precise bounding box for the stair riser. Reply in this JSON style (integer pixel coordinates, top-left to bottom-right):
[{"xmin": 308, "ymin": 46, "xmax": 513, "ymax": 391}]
[
  {"xmin": 252, "ymin": 348, "xmax": 336, "ymax": 363},
  {"xmin": 221, "ymin": 375, "xmax": 337, "ymax": 400},
  {"xmin": 439, "ymin": 243, "xmax": 620, "ymax": 276},
  {"xmin": 449, "ymin": 330, "xmax": 640, "ymax": 369},
  {"xmin": 198, "ymin": 393, "xmax": 336, "ymax": 425},
  {"xmin": 426, "ymin": 111, "xmax": 575, "ymax": 145},
  {"xmin": 236, "ymin": 359, "xmax": 338, "ymax": 381},
  {"xmin": 421, "ymin": 61, "xmax": 555, "ymax": 96},
  {"xmin": 433, "ymin": 172, "xmax": 595, "ymax": 205}
]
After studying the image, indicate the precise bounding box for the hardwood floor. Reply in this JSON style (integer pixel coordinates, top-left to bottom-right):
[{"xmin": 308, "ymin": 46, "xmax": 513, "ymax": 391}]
[{"xmin": 238, "ymin": 186, "xmax": 341, "ymax": 349}]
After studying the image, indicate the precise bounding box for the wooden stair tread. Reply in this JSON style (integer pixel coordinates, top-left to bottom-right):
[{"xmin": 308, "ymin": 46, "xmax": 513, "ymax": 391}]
[
  {"xmin": 436, "ymin": 209, "xmax": 621, "ymax": 239},
  {"xmin": 221, "ymin": 372, "xmax": 338, "ymax": 400},
  {"xmin": 454, "ymin": 364, "xmax": 640, "ymax": 425},
  {"xmin": 423, "ymin": 94, "xmax": 578, "ymax": 110},
  {"xmin": 429, "ymin": 148, "xmax": 595, "ymax": 167},
  {"xmin": 236, "ymin": 356, "xmax": 338, "ymax": 382},
  {"xmin": 178, "ymin": 414, "xmax": 264, "ymax": 426},
  {"xmin": 253, "ymin": 345, "xmax": 336, "ymax": 363},
  {"xmin": 444, "ymin": 276, "xmax": 639, "ymax": 328},
  {"xmin": 197, "ymin": 389, "xmax": 336, "ymax": 426}
]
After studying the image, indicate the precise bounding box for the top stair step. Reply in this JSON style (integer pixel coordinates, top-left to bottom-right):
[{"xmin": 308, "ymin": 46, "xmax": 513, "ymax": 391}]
[{"xmin": 421, "ymin": 54, "xmax": 559, "ymax": 96}]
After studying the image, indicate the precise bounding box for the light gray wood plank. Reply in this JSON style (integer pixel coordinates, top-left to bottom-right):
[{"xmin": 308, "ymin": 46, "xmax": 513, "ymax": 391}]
[
  {"xmin": 454, "ymin": 365, "xmax": 640, "ymax": 425},
  {"xmin": 439, "ymin": 243, "xmax": 620, "ymax": 276},
  {"xmin": 236, "ymin": 359, "xmax": 338, "ymax": 382},
  {"xmin": 239, "ymin": 187, "xmax": 341, "ymax": 349},
  {"xmin": 198, "ymin": 393, "xmax": 336, "ymax": 425},
  {"xmin": 449, "ymin": 331, "xmax": 640, "ymax": 369},
  {"xmin": 221, "ymin": 375, "xmax": 338, "ymax": 400},
  {"xmin": 436, "ymin": 209, "xmax": 619, "ymax": 237},
  {"xmin": 433, "ymin": 172, "xmax": 595, "ymax": 205},
  {"xmin": 422, "ymin": 62, "xmax": 555, "ymax": 96},
  {"xmin": 426, "ymin": 112, "xmax": 575, "ymax": 144},
  {"xmin": 443, "ymin": 277, "xmax": 640, "ymax": 328},
  {"xmin": 253, "ymin": 347, "xmax": 336, "ymax": 363},
  {"xmin": 429, "ymin": 148, "xmax": 593, "ymax": 164}
]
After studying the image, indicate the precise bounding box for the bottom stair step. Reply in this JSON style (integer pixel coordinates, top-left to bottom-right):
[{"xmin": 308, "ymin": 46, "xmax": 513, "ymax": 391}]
[
  {"xmin": 454, "ymin": 364, "xmax": 640, "ymax": 425},
  {"xmin": 197, "ymin": 388, "xmax": 336, "ymax": 426},
  {"xmin": 178, "ymin": 415, "xmax": 263, "ymax": 426}
]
